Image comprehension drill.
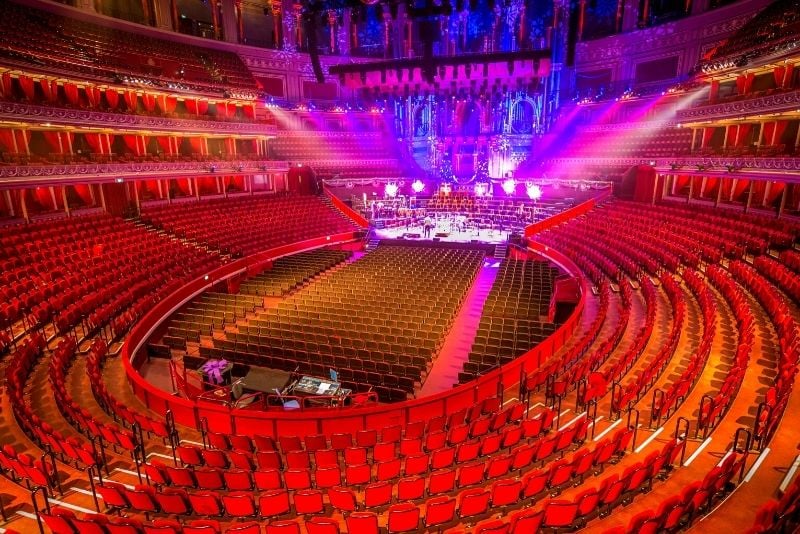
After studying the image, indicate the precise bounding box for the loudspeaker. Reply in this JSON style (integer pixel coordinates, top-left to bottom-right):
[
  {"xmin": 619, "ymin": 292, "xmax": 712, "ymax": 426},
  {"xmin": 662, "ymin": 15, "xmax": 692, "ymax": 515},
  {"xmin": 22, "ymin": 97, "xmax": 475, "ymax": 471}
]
[{"xmin": 305, "ymin": 13, "xmax": 325, "ymax": 83}]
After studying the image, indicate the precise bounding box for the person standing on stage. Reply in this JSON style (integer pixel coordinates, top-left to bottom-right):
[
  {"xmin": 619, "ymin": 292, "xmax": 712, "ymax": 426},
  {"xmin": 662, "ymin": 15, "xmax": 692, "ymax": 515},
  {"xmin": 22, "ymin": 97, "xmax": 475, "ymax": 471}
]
[{"xmin": 423, "ymin": 215, "xmax": 433, "ymax": 238}]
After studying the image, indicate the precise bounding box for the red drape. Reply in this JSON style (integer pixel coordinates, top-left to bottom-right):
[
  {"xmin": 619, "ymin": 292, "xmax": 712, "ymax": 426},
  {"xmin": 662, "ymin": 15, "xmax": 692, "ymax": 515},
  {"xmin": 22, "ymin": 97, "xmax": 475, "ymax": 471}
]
[
  {"xmin": 0, "ymin": 72, "xmax": 11, "ymax": 98},
  {"xmin": 719, "ymin": 178, "xmax": 733, "ymax": 200},
  {"xmin": 156, "ymin": 136, "xmax": 177, "ymax": 155},
  {"xmin": 123, "ymin": 90, "xmax": 138, "ymax": 110},
  {"xmin": 84, "ymin": 133, "xmax": 112, "ymax": 155},
  {"xmin": 18, "ymin": 75, "xmax": 35, "ymax": 101},
  {"xmin": 735, "ymin": 75, "xmax": 745, "ymax": 95},
  {"xmin": 772, "ymin": 120, "xmax": 789, "ymax": 145},
  {"xmin": 64, "ymin": 83, "xmax": 79, "ymax": 106},
  {"xmin": 105, "ymin": 89, "xmax": 120, "ymax": 109},
  {"xmin": 184, "ymin": 99, "xmax": 198, "ymax": 114},
  {"xmin": 40, "ymin": 79, "xmax": 58, "ymax": 103},
  {"xmin": 774, "ymin": 66, "xmax": 786, "ymax": 87},
  {"xmin": 224, "ymin": 138, "xmax": 236, "ymax": 155},
  {"xmin": 156, "ymin": 95, "xmax": 177, "ymax": 113},
  {"xmin": 675, "ymin": 175, "xmax": 690, "ymax": 192},
  {"xmin": 735, "ymin": 124, "xmax": 752, "ymax": 147},
  {"xmin": 86, "ymin": 86, "xmax": 101, "ymax": 108},
  {"xmin": 767, "ymin": 182, "xmax": 785, "ymax": 205},
  {"xmin": 732, "ymin": 179, "xmax": 750, "ymax": 201},
  {"xmin": 725, "ymin": 125, "xmax": 736, "ymax": 147},
  {"xmin": 751, "ymin": 181, "xmax": 767, "ymax": 206},
  {"xmin": 743, "ymin": 73, "xmax": 755, "ymax": 94},
  {"xmin": 783, "ymin": 64, "xmax": 795, "ymax": 89},
  {"xmin": 0, "ymin": 129, "xmax": 18, "ymax": 152},
  {"xmin": 43, "ymin": 131, "xmax": 73, "ymax": 154},
  {"xmin": 122, "ymin": 135, "xmax": 147, "ymax": 156},
  {"xmin": 189, "ymin": 138, "xmax": 207, "ymax": 155},
  {"xmin": 701, "ymin": 127, "xmax": 715, "ymax": 148},
  {"xmin": 243, "ymin": 104, "xmax": 255, "ymax": 119},
  {"xmin": 709, "ymin": 80, "xmax": 719, "ymax": 103},
  {"xmin": 703, "ymin": 177, "xmax": 719, "ymax": 198},
  {"xmin": 197, "ymin": 176, "xmax": 217, "ymax": 194},
  {"xmin": 197, "ymin": 100, "xmax": 208, "ymax": 114},
  {"xmin": 174, "ymin": 178, "xmax": 191, "ymax": 195},
  {"xmin": 73, "ymin": 184, "xmax": 94, "ymax": 204},
  {"xmin": 142, "ymin": 94, "xmax": 156, "ymax": 112},
  {"xmin": 32, "ymin": 187, "xmax": 56, "ymax": 210}
]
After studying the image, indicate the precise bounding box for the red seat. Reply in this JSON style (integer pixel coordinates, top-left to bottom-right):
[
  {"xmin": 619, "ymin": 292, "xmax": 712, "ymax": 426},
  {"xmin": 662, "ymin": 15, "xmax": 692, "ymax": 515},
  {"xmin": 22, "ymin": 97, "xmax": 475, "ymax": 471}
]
[
  {"xmin": 314, "ymin": 466, "xmax": 342, "ymax": 489},
  {"xmin": 221, "ymin": 491, "xmax": 256, "ymax": 518},
  {"xmin": 365, "ymin": 481, "xmax": 393, "ymax": 508},
  {"xmin": 327, "ymin": 486, "xmax": 358, "ymax": 513},
  {"xmin": 458, "ymin": 488, "xmax": 491, "ymax": 520},
  {"xmin": 258, "ymin": 489, "xmax": 290, "ymax": 519},
  {"xmin": 346, "ymin": 512, "xmax": 379, "ymax": 534},
  {"xmin": 424, "ymin": 496, "xmax": 456, "ymax": 530},
  {"xmin": 306, "ymin": 516, "xmax": 340, "ymax": 534},
  {"xmin": 294, "ymin": 489, "xmax": 325, "ymax": 515},
  {"xmin": 542, "ymin": 499, "xmax": 579, "ymax": 529},
  {"xmin": 387, "ymin": 502, "xmax": 421, "ymax": 533},
  {"xmin": 265, "ymin": 520, "xmax": 301, "ymax": 534},
  {"xmin": 188, "ymin": 491, "xmax": 223, "ymax": 517},
  {"xmin": 224, "ymin": 523, "xmax": 262, "ymax": 534}
]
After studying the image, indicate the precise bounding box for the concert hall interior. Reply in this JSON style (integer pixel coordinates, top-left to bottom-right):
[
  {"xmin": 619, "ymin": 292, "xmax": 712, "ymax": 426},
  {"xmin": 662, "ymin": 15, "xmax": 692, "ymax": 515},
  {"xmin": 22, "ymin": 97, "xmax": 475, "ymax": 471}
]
[{"xmin": 1, "ymin": 0, "xmax": 800, "ymax": 532}]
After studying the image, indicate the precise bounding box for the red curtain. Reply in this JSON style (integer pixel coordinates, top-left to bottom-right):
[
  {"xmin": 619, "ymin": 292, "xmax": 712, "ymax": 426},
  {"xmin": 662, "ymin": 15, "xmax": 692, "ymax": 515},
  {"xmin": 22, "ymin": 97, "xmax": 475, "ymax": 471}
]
[
  {"xmin": 142, "ymin": 94, "xmax": 156, "ymax": 112},
  {"xmin": 18, "ymin": 75, "xmax": 35, "ymax": 101},
  {"xmin": 105, "ymin": 89, "xmax": 120, "ymax": 109},
  {"xmin": 243, "ymin": 104, "xmax": 255, "ymax": 119},
  {"xmin": 743, "ymin": 73, "xmax": 755, "ymax": 94},
  {"xmin": 709, "ymin": 80, "xmax": 719, "ymax": 103},
  {"xmin": 73, "ymin": 184, "xmax": 94, "ymax": 204},
  {"xmin": 703, "ymin": 177, "xmax": 719, "ymax": 198},
  {"xmin": 43, "ymin": 131, "xmax": 74, "ymax": 154},
  {"xmin": 0, "ymin": 129, "xmax": 18, "ymax": 152},
  {"xmin": 751, "ymin": 181, "xmax": 766, "ymax": 206},
  {"xmin": 224, "ymin": 138, "xmax": 236, "ymax": 155},
  {"xmin": 767, "ymin": 182, "xmax": 785, "ymax": 205},
  {"xmin": 64, "ymin": 83, "xmax": 80, "ymax": 106},
  {"xmin": 772, "ymin": 120, "xmax": 789, "ymax": 145},
  {"xmin": 735, "ymin": 124, "xmax": 752, "ymax": 147},
  {"xmin": 174, "ymin": 178, "xmax": 191, "ymax": 195},
  {"xmin": 32, "ymin": 187, "xmax": 56, "ymax": 211},
  {"xmin": 762, "ymin": 122, "xmax": 775, "ymax": 146},
  {"xmin": 123, "ymin": 90, "xmax": 138, "ymax": 110},
  {"xmin": 189, "ymin": 137, "xmax": 207, "ymax": 155},
  {"xmin": 197, "ymin": 176, "xmax": 217, "ymax": 194},
  {"xmin": 156, "ymin": 95, "xmax": 177, "ymax": 113},
  {"xmin": 701, "ymin": 127, "xmax": 715, "ymax": 148},
  {"xmin": 774, "ymin": 66, "xmax": 786, "ymax": 87},
  {"xmin": 84, "ymin": 133, "xmax": 111, "ymax": 154},
  {"xmin": 783, "ymin": 64, "xmax": 795, "ymax": 89},
  {"xmin": 735, "ymin": 75, "xmax": 745, "ymax": 95},
  {"xmin": 724, "ymin": 126, "xmax": 736, "ymax": 147},
  {"xmin": 197, "ymin": 100, "xmax": 208, "ymax": 114},
  {"xmin": 732, "ymin": 179, "xmax": 750, "ymax": 201},
  {"xmin": 720, "ymin": 178, "xmax": 733, "ymax": 200},
  {"xmin": 122, "ymin": 135, "xmax": 147, "ymax": 156},
  {"xmin": 675, "ymin": 175, "xmax": 690, "ymax": 192},
  {"xmin": 184, "ymin": 99, "xmax": 198, "ymax": 114},
  {"xmin": 156, "ymin": 136, "xmax": 177, "ymax": 155},
  {"xmin": 86, "ymin": 86, "xmax": 101, "ymax": 108},
  {"xmin": 0, "ymin": 72, "xmax": 11, "ymax": 98},
  {"xmin": 40, "ymin": 79, "xmax": 58, "ymax": 103}
]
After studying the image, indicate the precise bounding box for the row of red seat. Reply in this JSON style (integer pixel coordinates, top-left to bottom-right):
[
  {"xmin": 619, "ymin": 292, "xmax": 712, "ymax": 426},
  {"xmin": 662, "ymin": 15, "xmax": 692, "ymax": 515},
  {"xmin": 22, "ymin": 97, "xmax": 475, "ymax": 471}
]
[
  {"xmin": 754, "ymin": 254, "xmax": 800, "ymax": 303},
  {"xmin": 746, "ymin": 469, "xmax": 800, "ymax": 533}
]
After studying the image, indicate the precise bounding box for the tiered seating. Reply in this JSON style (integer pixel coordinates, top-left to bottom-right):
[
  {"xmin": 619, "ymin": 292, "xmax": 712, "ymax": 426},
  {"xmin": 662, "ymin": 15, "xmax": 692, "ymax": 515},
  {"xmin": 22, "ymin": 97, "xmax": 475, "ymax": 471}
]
[
  {"xmin": 546, "ymin": 126, "xmax": 693, "ymax": 159},
  {"xmin": 164, "ymin": 292, "xmax": 262, "ymax": 350},
  {"xmin": 140, "ymin": 196, "xmax": 358, "ymax": 258},
  {"xmin": 239, "ymin": 249, "xmax": 352, "ymax": 297},
  {"xmin": 207, "ymin": 246, "xmax": 484, "ymax": 400},
  {"xmin": 0, "ymin": 1, "xmax": 257, "ymax": 94},
  {"xmin": 269, "ymin": 133, "xmax": 397, "ymax": 161},
  {"xmin": 460, "ymin": 259, "xmax": 559, "ymax": 382}
]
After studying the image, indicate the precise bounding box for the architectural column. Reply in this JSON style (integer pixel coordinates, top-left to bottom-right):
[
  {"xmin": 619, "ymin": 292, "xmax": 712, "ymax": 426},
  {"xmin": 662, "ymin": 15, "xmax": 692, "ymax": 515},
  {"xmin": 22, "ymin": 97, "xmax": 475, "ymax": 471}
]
[
  {"xmin": 459, "ymin": 10, "xmax": 469, "ymax": 53},
  {"xmin": 687, "ymin": 176, "xmax": 693, "ymax": 203},
  {"xmin": 20, "ymin": 191, "xmax": 29, "ymax": 223},
  {"xmin": 220, "ymin": 0, "xmax": 240, "ymax": 43},
  {"xmin": 745, "ymin": 180, "xmax": 754, "ymax": 213},
  {"xmin": 699, "ymin": 176, "xmax": 707, "ymax": 198},
  {"xmin": 763, "ymin": 181, "xmax": 772, "ymax": 208},
  {"xmin": 328, "ymin": 10, "xmax": 339, "ymax": 54},
  {"xmin": 577, "ymin": 0, "xmax": 587, "ymax": 41},
  {"xmin": 271, "ymin": 0, "xmax": 284, "ymax": 49},
  {"xmin": 133, "ymin": 181, "xmax": 141, "ymax": 210},
  {"xmin": 4, "ymin": 191, "xmax": 14, "ymax": 217},
  {"xmin": 615, "ymin": 0, "xmax": 625, "ymax": 33},
  {"xmin": 211, "ymin": 0, "xmax": 223, "ymax": 40},
  {"xmin": 715, "ymin": 178, "xmax": 723, "ymax": 207},
  {"xmin": 62, "ymin": 186, "xmax": 71, "ymax": 217},
  {"xmin": 778, "ymin": 183, "xmax": 788, "ymax": 217},
  {"xmin": 152, "ymin": 0, "xmax": 175, "ymax": 30},
  {"xmin": 638, "ymin": 0, "xmax": 650, "ymax": 28},
  {"xmin": 339, "ymin": 9, "xmax": 351, "ymax": 56},
  {"xmin": 195, "ymin": 178, "xmax": 201, "ymax": 200},
  {"xmin": 622, "ymin": 0, "xmax": 639, "ymax": 31}
]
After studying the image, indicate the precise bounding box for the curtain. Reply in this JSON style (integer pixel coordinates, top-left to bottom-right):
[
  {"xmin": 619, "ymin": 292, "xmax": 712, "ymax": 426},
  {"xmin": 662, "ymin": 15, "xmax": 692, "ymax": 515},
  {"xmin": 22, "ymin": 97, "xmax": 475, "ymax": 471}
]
[
  {"xmin": 773, "ymin": 66, "xmax": 786, "ymax": 87},
  {"xmin": 18, "ymin": 75, "xmax": 35, "ymax": 101},
  {"xmin": 243, "ymin": 104, "xmax": 255, "ymax": 119},
  {"xmin": 86, "ymin": 86, "xmax": 101, "ymax": 108},
  {"xmin": 174, "ymin": 178, "xmax": 191, "ymax": 195},
  {"xmin": 40, "ymin": 79, "xmax": 58, "ymax": 103},
  {"xmin": 43, "ymin": 132, "xmax": 74, "ymax": 155},
  {"xmin": 189, "ymin": 137, "xmax": 207, "ymax": 155},
  {"xmin": 675, "ymin": 175, "xmax": 690, "ymax": 192},
  {"xmin": 156, "ymin": 136, "xmax": 176, "ymax": 155},
  {"xmin": 702, "ymin": 127, "xmax": 715, "ymax": 148},
  {"xmin": 0, "ymin": 129, "xmax": 18, "ymax": 152},
  {"xmin": 73, "ymin": 184, "xmax": 94, "ymax": 204},
  {"xmin": 743, "ymin": 73, "xmax": 755, "ymax": 94},
  {"xmin": 197, "ymin": 100, "xmax": 208, "ymax": 114},
  {"xmin": 720, "ymin": 178, "xmax": 733, "ymax": 201},
  {"xmin": 84, "ymin": 133, "xmax": 111, "ymax": 154},
  {"xmin": 184, "ymin": 99, "xmax": 198, "ymax": 115},
  {"xmin": 767, "ymin": 181, "xmax": 785, "ymax": 205},
  {"xmin": 156, "ymin": 95, "xmax": 177, "ymax": 113},
  {"xmin": 122, "ymin": 135, "xmax": 147, "ymax": 156},
  {"xmin": 142, "ymin": 93, "xmax": 156, "ymax": 112},
  {"xmin": 185, "ymin": 99, "xmax": 209, "ymax": 115},
  {"xmin": 123, "ymin": 90, "xmax": 137, "ymax": 111},
  {"xmin": 783, "ymin": 64, "xmax": 795, "ymax": 89},
  {"xmin": 0, "ymin": 72, "xmax": 11, "ymax": 98},
  {"xmin": 105, "ymin": 89, "xmax": 120, "ymax": 109},
  {"xmin": 735, "ymin": 124, "xmax": 752, "ymax": 147},
  {"xmin": 732, "ymin": 179, "xmax": 750, "ymax": 201},
  {"xmin": 64, "ymin": 83, "xmax": 80, "ymax": 106},
  {"xmin": 772, "ymin": 120, "xmax": 789, "ymax": 145},
  {"xmin": 725, "ymin": 125, "xmax": 736, "ymax": 147},
  {"xmin": 224, "ymin": 138, "xmax": 236, "ymax": 155},
  {"xmin": 703, "ymin": 177, "xmax": 719, "ymax": 198},
  {"xmin": 735, "ymin": 75, "xmax": 745, "ymax": 95}
]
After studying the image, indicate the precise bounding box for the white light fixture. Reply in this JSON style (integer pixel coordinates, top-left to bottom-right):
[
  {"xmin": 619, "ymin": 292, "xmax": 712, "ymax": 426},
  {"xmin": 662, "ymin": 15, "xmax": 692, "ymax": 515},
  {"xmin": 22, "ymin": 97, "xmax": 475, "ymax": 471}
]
[
  {"xmin": 502, "ymin": 178, "xmax": 516, "ymax": 196},
  {"xmin": 385, "ymin": 182, "xmax": 399, "ymax": 198},
  {"xmin": 474, "ymin": 182, "xmax": 487, "ymax": 197},
  {"xmin": 411, "ymin": 180, "xmax": 425, "ymax": 193},
  {"xmin": 526, "ymin": 183, "xmax": 542, "ymax": 201}
]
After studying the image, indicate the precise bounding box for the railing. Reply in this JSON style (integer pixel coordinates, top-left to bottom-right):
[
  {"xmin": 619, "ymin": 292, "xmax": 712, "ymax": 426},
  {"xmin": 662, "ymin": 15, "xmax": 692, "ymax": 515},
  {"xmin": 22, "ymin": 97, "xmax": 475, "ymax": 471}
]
[
  {"xmin": 122, "ymin": 234, "xmax": 585, "ymax": 437},
  {"xmin": 323, "ymin": 186, "xmax": 369, "ymax": 228},
  {"xmin": 523, "ymin": 187, "xmax": 613, "ymax": 238}
]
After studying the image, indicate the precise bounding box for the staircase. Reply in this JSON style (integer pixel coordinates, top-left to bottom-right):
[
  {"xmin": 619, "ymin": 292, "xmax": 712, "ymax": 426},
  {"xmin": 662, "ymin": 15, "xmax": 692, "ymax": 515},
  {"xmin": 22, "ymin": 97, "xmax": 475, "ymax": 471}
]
[
  {"xmin": 366, "ymin": 238, "xmax": 381, "ymax": 252},
  {"xmin": 494, "ymin": 242, "xmax": 508, "ymax": 259}
]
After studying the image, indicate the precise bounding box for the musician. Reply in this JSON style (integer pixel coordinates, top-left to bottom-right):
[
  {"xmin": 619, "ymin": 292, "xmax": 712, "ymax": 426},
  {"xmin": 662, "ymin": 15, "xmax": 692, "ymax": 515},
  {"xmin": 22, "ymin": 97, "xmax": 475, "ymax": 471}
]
[{"xmin": 423, "ymin": 215, "xmax": 434, "ymax": 238}]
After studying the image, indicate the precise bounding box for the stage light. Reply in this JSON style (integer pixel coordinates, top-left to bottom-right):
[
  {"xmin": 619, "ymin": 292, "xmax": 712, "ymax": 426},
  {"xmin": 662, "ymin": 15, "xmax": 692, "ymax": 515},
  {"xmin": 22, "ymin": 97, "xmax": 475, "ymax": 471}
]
[
  {"xmin": 474, "ymin": 182, "xmax": 487, "ymax": 197},
  {"xmin": 385, "ymin": 182, "xmax": 399, "ymax": 198},
  {"xmin": 526, "ymin": 182, "xmax": 542, "ymax": 200},
  {"xmin": 440, "ymin": 183, "xmax": 452, "ymax": 195},
  {"xmin": 502, "ymin": 178, "xmax": 516, "ymax": 196},
  {"xmin": 411, "ymin": 180, "xmax": 425, "ymax": 193}
]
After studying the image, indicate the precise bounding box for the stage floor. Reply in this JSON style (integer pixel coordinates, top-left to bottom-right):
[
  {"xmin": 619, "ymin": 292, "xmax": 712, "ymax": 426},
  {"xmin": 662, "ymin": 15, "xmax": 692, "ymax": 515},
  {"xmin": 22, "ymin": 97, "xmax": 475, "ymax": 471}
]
[{"xmin": 375, "ymin": 223, "xmax": 512, "ymax": 245}]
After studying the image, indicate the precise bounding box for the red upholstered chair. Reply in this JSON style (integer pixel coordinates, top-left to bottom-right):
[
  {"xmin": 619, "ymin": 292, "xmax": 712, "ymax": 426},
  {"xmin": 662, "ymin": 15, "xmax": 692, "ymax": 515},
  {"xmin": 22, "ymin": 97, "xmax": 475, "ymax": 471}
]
[
  {"xmin": 306, "ymin": 516, "xmax": 341, "ymax": 534},
  {"xmin": 223, "ymin": 469, "xmax": 253, "ymax": 491},
  {"xmin": 345, "ymin": 463, "xmax": 372, "ymax": 486},
  {"xmin": 224, "ymin": 522, "xmax": 262, "ymax": 534},
  {"xmin": 423, "ymin": 496, "xmax": 456, "ymax": 531},
  {"xmin": 398, "ymin": 476, "xmax": 426, "ymax": 501},
  {"xmin": 429, "ymin": 469, "xmax": 457, "ymax": 495},
  {"xmin": 106, "ymin": 518, "xmax": 144, "ymax": 534},
  {"xmin": 258, "ymin": 489, "xmax": 290, "ymax": 519},
  {"xmin": 376, "ymin": 458, "xmax": 401, "ymax": 482},
  {"xmin": 457, "ymin": 488, "xmax": 491, "ymax": 520},
  {"xmin": 542, "ymin": 499, "xmax": 579, "ymax": 530},
  {"xmin": 221, "ymin": 491, "xmax": 257, "ymax": 518},
  {"xmin": 474, "ymin": 519, "xmax": 509, "ymax": 534},
  {"xmin": 343, "ymin": 447, "xmax": 367, "ymax": 465},
  {"xmin": 294, "ymin": 489, "xmax": 325, "ymax": 515},
  {"xmin": 183, "ymin": 520, "xmax": 221, "ymax": 534},
  {"xmin": 143, "ymin": 519, "xmax": 182, "ymax": 534},
  {"xmin": 95, "ymin": 481, "xmax": 129, "ymax": 514},
  {"xmin": 284, "ymin": 468, "xmax": 312, "ymax": 490},
  {"xmin": 188, "ymin": 491, "xmax": 224, "ymax": 517},
  {"xmin": 327, "ymin": 486, "xmax": 358, "ymax": 513},
  {"xmin": 365, "ymin": 481, "xmax": 393, "ymax": 508},
  {"xmin": 265, "ymin": 520, "xmax": 301, "ymax": 534},
  {"xmin": 346, "ymin": 512, "xmax": 379, "ymax": 534},
  {"xmin": 154, "ymin": 487, "xmax": 191, "ymax": 516},
  {"xmin": 314, "ymin": 465, "xmax": 342, "ymax": 489},
  {"xmin": 509, "ymin": 508, "xmax": 544, "ymax": 534},
  {"xmin": 404, "ymin": 453, "xmax": 429, "ymax": 476},
  {"xmin": 387, "ymin": 502, "xmax": 421, "ymax": 533}
]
